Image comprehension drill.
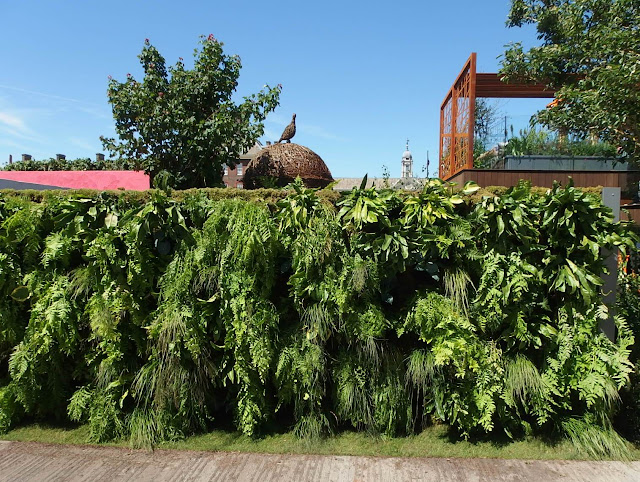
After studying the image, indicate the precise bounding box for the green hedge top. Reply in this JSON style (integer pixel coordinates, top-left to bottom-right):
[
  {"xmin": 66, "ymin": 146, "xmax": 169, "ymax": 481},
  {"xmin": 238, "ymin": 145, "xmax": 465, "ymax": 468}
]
[
  {"xmin": 0, "ymin": 183, "xmax": 603, "ymax": 206},
  {"xmin": 0, "ymin": 186, "xmax": 339, "ymax": 205}
]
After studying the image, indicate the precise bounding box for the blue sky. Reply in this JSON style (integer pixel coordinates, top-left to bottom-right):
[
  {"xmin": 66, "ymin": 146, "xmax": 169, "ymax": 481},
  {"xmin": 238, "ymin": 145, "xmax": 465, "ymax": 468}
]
[{"xmin": 0, "ymin": 0, "xmax": 547, "ymax": 178}]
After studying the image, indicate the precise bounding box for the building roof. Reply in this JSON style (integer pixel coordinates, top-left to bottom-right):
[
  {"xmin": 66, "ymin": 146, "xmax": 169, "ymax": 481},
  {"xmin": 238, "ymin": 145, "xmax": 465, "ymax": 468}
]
[
  {"xmin": 333, "ymin": 177, "xmax": 425, "ymax": 191},
  {"xmin": 402, "ymin": 139, "xmax": 412, "ymax": 160},
  {"xmin": 238, "ymin": 141, "xmax": 264, "ymax": 161}
]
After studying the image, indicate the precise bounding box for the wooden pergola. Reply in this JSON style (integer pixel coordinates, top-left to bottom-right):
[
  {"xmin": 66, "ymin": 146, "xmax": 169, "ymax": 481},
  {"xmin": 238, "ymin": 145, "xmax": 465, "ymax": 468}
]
[{"xmin": 439, "ymin": 53, "xmax": 556, "ymax": 180}]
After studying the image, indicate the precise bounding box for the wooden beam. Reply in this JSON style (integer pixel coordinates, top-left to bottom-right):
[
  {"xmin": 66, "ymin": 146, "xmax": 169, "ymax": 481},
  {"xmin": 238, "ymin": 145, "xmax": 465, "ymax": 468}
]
[{"xmin": 476, "ymin": 73, "xmax": 556, "ymax": 98}]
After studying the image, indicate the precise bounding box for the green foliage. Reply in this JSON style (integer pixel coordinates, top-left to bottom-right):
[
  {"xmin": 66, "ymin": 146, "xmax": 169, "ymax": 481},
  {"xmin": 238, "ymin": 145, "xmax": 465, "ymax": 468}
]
[
  {"xmin": 616, "ymin": 267, "xmax": 640, "ymax": 443},
  {"xmin": 276, "ymin": 178, "xmax": 322, "ymax": 236},
  {"xmin": 0, "ymin": 180, "xmax": 636, "ymax": 459},
  {"xmin": 3, "ymin": 157, "xmax": 123, "ymax": 172},
  {"xmin": 502, "ymin": 0, "xmax": 640, "ymax": 161},
  {"xmin": 505, "ymin": 128, "xmax": 619, "ymax": 158},
  {"xmin": 101, "ymin": 35, "xmax": 281, "ymax": 188}
]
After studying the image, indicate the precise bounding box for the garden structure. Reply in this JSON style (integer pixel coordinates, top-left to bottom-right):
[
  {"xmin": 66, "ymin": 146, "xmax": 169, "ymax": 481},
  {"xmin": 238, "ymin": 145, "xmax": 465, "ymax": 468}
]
[
  {"xmin": 438, "ymin": 53, "xmax": 640, "ymax": 222},
  {"xmin": 243, "ymin": 142, "xmax": 334, "ymax": 189}
]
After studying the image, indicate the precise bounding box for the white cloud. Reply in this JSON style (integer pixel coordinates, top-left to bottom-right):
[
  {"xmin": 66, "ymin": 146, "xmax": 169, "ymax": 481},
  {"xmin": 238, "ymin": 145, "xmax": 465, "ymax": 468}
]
[
  {"xmin": 2, "ymin": 138, "xmax": 30, "ymax": 150},
  {"xmin": 0, "ymin": 109, "xmax": 40, "ymax": 144},
  {"xmin": 266, "ymin": 113, "xmax": 288, "ymax": 126},
  {"xmin": 0, "ymin": 111, "xmax": 27, "ymax": 131},
  {"xmin": 262, "ymin": 128, "xmax": 278, "ymax": 141},
  {"xmin": 265, "ymin": 113, "xmax": 347, "ymax": 142},
  {"xmin": 299, "ymin": 124, "xmax": 346, "ymax": 142},
  {"xmin": 1, "ymin": 126, "xmax": 39, "ymax": 143},
  {"xmin": 77, "ymin": 105, "xmax": 112, "ymax": 120},
  {"xmin": 0, "ymin": 84, "xmax": 110, "ymax": 122},
  {"xmin": 0, "ymin": 84, "xmax": 98, "ymax": 107},
  {"xmin": 69, "ymin": 137, "xmax": 99, "ymax": 152}
]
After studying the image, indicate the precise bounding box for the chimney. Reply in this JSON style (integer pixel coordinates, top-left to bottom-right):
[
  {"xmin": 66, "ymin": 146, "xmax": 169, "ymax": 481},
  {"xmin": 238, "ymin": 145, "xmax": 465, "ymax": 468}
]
[
  {"xmin": 56, "ymin": 154, "xmax": 66, "ymax": 161},
  {"xmin": 21, "ymin": 154, "xmax": 32, "ymax": 161},
  {"xmin": 96, "ymin": 153, "xmax": 105, "ymax": 162}
]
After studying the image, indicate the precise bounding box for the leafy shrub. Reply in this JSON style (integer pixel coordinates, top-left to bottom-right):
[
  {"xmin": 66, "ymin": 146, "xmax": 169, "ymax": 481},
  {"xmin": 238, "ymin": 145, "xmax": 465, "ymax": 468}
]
[
  {"xmin": 616, "ymin": 266, "xmax": 640, "ymax": 443},
  {"xmin": 3, "ymin": 157, "xmax": 124, "ymax": 172},
  {"xmin": 505, "ymin": 128, "xmax": 619, "ymax": 158}
]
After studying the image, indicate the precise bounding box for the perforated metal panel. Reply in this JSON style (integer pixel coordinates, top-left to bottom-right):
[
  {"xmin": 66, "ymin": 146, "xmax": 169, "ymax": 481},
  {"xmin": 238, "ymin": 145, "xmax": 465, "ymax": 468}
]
[{"xmin": 439, "ymin": 54, "xmax": 476, "ymax": 180}]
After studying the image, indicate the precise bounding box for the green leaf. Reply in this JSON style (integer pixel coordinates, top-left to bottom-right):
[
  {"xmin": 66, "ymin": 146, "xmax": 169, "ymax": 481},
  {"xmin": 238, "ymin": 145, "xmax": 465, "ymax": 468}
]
[
  {"xmin": 104, "ymin": 212, "xmax": 118, "ymax": 228},
  {"xmin": 382, "ymin": 234, "xmax": 392, "ymax": 250},
  {"xmin": 119, "ymin": 390, "xmax": 129, "ymax": 409},
  {"xmin": 496, "ymin": 215, "xmax": 505, "ymax": 236},
  {"xmin": 10, "ymin": 285, "xmax": 30, "ymax": 302},
  {"xmin": 461, "ymin": 181, "xmax": 480, "ymax": 195},
  {"xmin": 359, "ymin": 174, "xmax": 368, "ymax": 190}
]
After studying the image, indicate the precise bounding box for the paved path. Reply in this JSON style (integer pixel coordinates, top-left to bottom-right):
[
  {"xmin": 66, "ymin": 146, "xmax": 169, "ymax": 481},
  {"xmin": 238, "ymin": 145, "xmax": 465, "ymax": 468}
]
[{"xmin": 1, "ymin": 440, "xmax": 639, "ymax": 481}]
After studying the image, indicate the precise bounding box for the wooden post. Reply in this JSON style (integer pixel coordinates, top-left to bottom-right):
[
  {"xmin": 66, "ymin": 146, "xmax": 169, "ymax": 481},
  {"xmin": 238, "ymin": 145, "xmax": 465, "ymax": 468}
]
[
  {"xmin": 467, "ymin": 53, "xmax": 477, "ymax": 170},
  {"xmin": 600, "ymin": 187, "xmax": 620, "ymax": 341}
]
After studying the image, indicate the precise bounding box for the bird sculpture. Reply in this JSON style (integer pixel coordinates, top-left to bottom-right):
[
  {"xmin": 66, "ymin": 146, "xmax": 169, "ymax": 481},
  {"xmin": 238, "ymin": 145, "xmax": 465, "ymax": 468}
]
[{"xmin": 278, "ymin": 113, "xmax": 296, "ymax": 143}]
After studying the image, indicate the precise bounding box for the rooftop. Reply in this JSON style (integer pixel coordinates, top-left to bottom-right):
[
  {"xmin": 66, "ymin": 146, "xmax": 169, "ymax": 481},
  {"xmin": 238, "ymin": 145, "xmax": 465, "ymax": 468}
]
[{"xmin": 333, "ymin": 177, "xmax": 425, "ymax": 191}]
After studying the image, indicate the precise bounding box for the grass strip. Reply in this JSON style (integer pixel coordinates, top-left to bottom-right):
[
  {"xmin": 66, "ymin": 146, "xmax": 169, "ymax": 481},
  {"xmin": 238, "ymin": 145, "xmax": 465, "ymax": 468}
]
[{"xmin": 3, "ymin": 423, "xmax": 640, "ymax": 460}]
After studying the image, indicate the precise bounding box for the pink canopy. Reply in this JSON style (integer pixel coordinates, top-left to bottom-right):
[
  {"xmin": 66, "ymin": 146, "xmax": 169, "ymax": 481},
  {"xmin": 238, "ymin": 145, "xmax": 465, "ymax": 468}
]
[{"xmin": 0, "ymin": 170, "xmax": 150, "ymax": 190}]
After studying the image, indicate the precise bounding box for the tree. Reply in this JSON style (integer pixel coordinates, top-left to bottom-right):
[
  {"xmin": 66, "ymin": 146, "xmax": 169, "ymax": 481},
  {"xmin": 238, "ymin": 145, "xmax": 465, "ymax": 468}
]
[
  {"xmin": 474, "ymin": 99, "xmax": 500, "ymax": 142},
  {"xmin": 500, "ymin": 0, "xmax": 640, "ymax": 160},
  {"xmin": 473, "ymin": 99, "xmax": 501, "ymax": 168},
  {"xmin": 101, "ymin": 35, "xmax": 281, "ymax": 188}
]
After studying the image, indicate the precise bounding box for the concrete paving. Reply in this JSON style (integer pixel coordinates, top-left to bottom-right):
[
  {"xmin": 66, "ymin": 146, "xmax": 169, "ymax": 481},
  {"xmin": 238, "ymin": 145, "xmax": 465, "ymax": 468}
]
[{"xmin": 1, "ymin": 440, "xmax": 639, "ymax": 481}]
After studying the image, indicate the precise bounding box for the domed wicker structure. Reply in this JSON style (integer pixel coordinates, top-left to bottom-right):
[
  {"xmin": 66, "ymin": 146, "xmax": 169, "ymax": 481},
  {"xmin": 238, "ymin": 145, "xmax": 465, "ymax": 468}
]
[{"xmin": 243, "ymin": 143, "xmax": 333, "ymax": 189}]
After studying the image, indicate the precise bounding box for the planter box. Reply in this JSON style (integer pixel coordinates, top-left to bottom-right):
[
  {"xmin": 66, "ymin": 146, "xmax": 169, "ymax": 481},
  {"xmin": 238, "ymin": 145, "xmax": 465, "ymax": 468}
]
[{"xmin": 497, "ymin": 155, "xmax": 629, "ymax": 171}]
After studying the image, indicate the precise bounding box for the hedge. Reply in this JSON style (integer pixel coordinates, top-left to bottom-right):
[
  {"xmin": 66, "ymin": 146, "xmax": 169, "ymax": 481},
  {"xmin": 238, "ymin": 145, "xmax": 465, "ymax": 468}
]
[{"xmin": 0, "ymin": 179, "xmax": 634, "ymax": 457}]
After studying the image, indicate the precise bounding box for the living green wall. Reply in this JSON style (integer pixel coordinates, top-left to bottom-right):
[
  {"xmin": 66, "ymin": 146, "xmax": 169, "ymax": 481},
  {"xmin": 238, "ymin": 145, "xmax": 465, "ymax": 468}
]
[{"xmin": 0, "ymin": 180, "xmax": 634, "ymax": 457}]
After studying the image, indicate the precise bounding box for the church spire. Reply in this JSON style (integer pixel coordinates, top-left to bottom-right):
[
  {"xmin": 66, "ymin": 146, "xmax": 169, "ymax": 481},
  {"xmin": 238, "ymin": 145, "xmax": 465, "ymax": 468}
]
[{"xmin": 401, "ymin": 139, "xmax": 413, "ymax": 178}]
